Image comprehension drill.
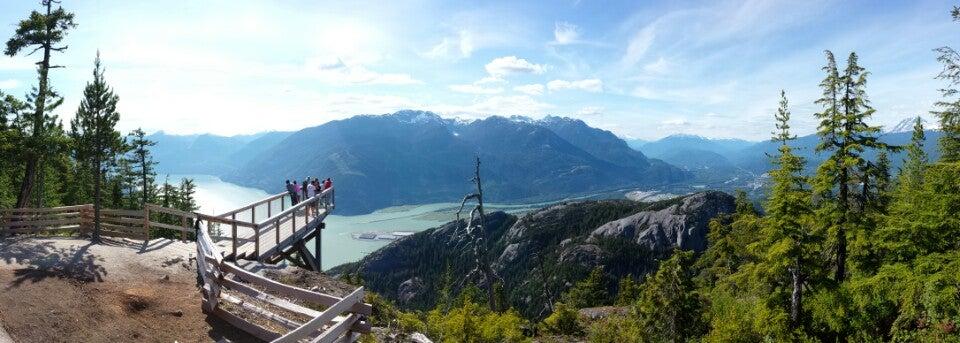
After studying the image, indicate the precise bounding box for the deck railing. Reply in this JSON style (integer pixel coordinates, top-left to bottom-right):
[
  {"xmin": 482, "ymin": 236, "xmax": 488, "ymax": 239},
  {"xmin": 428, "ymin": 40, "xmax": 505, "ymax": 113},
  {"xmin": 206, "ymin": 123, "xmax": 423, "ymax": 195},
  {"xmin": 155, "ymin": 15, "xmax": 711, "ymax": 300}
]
[
  {"xmin": 195, "ymin": 214, "xmax": 369, "ymax": 342},
  {"xmin": 218, "ymin": 187, "xmax": 334, "ymax": 261},
  {"xmin": 1, "ymin": 204, "xmax": 198, "ymax": 241}
]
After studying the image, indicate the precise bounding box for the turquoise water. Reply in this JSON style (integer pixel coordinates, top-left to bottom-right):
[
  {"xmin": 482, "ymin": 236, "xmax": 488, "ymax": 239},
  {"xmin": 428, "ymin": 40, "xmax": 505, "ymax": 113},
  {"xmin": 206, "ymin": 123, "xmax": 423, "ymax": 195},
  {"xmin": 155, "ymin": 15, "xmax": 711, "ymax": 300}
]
[
  {"xmin": 171, "ymin": 174, "xmax": 619, "ymax": 269},
  {"xmin": 171, "ymin": 175, "xmax": 458, "ymax": 269}
]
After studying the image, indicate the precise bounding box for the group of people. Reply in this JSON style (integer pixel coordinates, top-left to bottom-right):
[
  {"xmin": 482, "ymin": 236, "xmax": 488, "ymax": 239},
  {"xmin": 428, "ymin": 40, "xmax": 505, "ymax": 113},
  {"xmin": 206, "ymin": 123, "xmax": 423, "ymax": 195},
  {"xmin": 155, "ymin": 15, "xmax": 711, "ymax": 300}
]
[{"xmin": 285, "ymin": 177, "xmax": 332, "ymax": 216}]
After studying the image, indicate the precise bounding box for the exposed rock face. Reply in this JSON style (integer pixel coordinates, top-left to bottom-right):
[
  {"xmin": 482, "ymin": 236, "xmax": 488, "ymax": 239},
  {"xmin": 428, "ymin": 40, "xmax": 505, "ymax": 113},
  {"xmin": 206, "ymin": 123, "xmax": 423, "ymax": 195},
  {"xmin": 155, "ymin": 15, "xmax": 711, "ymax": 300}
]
[
  {"xmin": 330, "ymin": 191, "xmax": 736, "ymax": 320},
  {"xmin": 589, "ymin": 191, "xmax": 736, "ymax": 252},
  {"xmin": 398, "ymin": 277, "xmax": 424, "ymax": 306}
]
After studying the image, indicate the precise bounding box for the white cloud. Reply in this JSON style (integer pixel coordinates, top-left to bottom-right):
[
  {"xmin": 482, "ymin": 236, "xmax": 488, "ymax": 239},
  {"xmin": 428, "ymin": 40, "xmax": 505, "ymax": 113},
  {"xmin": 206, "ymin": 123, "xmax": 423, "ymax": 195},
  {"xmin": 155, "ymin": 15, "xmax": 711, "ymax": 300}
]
[
  {"xmin": 0, "ymin": 79, "xmax": 19, "ymax": 90},
  {"xmin": 475, "ymin": 76, "xmax": 506, "ymax": 85},
  {"xmin": 575, "ymin": 106, "xmax": 604, "ymax": 117},
  {"xmin": 621, "ymin": 24, "xmax": 656, "ymax": 67},
  {"xmin": 553, "ymin": 22, "xmax": 579, "ymax": 45},
  {"xmin": 643, "ymin": 57, "xmax": 671, "ymax": 74},
  {"xmin": 423, "ymin": 30, "xmax": 475, "ymax": 60},
  {"xmin": 305, "ymin": 57, "xmax": 421, "ymax": 85},
  {"xmin": 449, "ymin": 84, "xmax": 504, "ymax": 95},
  {"xmin": 547, "ymin": 79, "xmax": 603, "ymax": 93},
  {"xmin": 513, "ymin": 84, "xmax": 545, "ymax": 96},
  {"xmin": 485, "ymin": 56, "xmax": 546, "ymax": 77}
]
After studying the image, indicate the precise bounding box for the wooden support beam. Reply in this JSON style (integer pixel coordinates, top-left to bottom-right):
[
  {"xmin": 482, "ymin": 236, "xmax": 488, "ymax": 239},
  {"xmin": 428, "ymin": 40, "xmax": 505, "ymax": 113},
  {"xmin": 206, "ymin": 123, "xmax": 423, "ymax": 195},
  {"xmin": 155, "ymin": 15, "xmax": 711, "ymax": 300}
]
[{"xmin": 297, "ymin": 239, "xmax": 321, "ymax": 272}]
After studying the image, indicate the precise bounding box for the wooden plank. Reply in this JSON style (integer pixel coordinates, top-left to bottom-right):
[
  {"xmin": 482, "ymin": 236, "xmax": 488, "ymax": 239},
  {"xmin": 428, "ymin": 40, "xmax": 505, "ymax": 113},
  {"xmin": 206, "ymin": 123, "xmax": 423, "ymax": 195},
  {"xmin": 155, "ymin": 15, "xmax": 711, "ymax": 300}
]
[
  {"xmin": 272, "ymin": 287, "xmax": 365, "ymax": 343},
  {"xmin": 217, "ymin": 192, "xmax": 286, "ymax": 218},
  {"xmin": 196, "ymin": 244, "xmax": 220, "ymax": 311},
  {"xmin": 298, "ymin": 240, "xmax": 321, "ymax": 272},
  {"xmin": 196, "ymin": 213, "xmax": 258, "ymax": 229},
  {"xmin": 0, "ymin": 204, "xmax": 92, "ymax": 213},
  {"xmin": 99, "ymin": 216, "xmax": 144, "ymax": 225},
  {"xmin": 99, "ymin": 209, "xmax": 145, "ymax": 217},
  {"xmin": 220, "ymin": 263, "xmax": 372, "ymax": 315},
  {"xmin": 0, "ymin": 218, "xmax": 84, "ymax": 227},
  {"xmin": 2, "ymin": 225, "xmax": 82, "ymax": 233},
  {"xmin": 144, "ymin": 204, "xmax": 197, "ymax": 218},
  {"xmin": 212, "ymin": 307, "xmax": 281, "ymax": 342},
  {"xmin": 221, "ymin": 293, "xmax": 303, "ymax": 330},
  {"xmin": 222, "ymin": 277, "xmax": 322, "ymax": 318},
  {"xmin": 0, "ymin": 212, "xmax": 84, "ymax": 219},
  {"xmin": 147, "ymin": 221, "xmax": 193, "ymax": 233},
  {"xmin": 312, "ymin": 314, "xmax": 359, "ymax": 343}
]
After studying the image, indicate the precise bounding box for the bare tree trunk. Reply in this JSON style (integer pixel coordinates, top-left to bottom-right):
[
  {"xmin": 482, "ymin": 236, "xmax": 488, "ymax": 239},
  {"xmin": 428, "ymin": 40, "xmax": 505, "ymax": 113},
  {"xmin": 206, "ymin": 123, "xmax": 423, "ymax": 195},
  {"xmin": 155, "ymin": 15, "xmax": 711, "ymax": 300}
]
[
  {"xmin": 790, "ymin": 256, "xmax": 803, "ymax": 326},
  {"xmin": 14, "ymin": 1, "xmax": 53, "ymax": 210},
  {"xmin": 92, "ymin": 158, "xmax": 102, "ymax": 243},
  {"xmin": 15, "ymin": 159, "xmax": 37, "ymax": 208}
]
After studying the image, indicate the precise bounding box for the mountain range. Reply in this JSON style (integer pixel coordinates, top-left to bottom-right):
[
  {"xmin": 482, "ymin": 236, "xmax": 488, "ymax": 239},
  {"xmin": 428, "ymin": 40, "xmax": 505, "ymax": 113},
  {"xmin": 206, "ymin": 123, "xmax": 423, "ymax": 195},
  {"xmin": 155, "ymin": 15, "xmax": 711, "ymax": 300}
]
[
  {"xmin": 148, "ymin": 111, "xmax": 689, "ymax": 215},
  {"xmin": 630, "ymin": 124, "xmax": 943, "ymax": 197}
]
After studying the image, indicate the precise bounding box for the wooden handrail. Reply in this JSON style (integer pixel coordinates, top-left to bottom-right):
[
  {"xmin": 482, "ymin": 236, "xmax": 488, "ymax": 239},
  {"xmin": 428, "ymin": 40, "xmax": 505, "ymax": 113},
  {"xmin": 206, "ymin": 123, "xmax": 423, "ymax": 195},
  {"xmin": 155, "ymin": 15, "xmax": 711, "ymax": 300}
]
[
  {"xmin": 256, "ymin": 187, "xmax": 334, "ymax": 229},
  {"xmin": 217, "ymin": 192, "xmax": 287, "ymax": 218}
]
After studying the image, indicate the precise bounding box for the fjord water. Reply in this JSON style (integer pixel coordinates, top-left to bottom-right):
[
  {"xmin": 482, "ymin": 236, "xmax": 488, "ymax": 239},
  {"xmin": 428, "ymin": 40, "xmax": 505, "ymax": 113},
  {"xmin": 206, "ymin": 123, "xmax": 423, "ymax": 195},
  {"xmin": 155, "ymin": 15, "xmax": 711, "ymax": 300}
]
[{"xmin": 173, "ymin": 174, "xmax": 452, "ymax": 269}]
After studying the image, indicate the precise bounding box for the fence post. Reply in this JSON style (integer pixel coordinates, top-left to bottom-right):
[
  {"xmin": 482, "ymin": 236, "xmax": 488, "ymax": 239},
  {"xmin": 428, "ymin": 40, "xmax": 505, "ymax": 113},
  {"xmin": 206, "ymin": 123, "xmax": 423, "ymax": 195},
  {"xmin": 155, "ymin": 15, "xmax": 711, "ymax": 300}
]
[
  {"xmin": 251, "ymin": 206, "xmax": 256, "ymax": 225},
  {"xmin": 275, "ymin": 221, "xmax": 280, "ymax": 245},
  {"xmin": 254, "ymin": 224, "xmax": 260, "ymax": 260},
  {"xmin": 267, "ymin": 199, "xmax": 272, "ymax": 218},
  {"xmin": 232, "ymin": 213, "xmax": 238, "ymax": 259},
  {"xmin": 143, "ymin": 207, "xmax": 150, "ymax": 242},
  {"xmin": 181, "ymin": 215, "xmax": 188, "ymax": 242}
]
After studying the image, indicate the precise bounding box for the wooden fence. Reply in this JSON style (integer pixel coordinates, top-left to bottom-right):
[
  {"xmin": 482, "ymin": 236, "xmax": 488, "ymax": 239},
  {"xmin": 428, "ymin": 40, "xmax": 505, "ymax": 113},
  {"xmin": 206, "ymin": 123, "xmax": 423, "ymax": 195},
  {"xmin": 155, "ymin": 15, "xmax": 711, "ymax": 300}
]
[
  {"xmin": 196, "ymin": 215, "xmax": 370, "ymax": 342},
  {"xmin": 0, "ymin": 203, "xmax": 199, "ymax": 241}
]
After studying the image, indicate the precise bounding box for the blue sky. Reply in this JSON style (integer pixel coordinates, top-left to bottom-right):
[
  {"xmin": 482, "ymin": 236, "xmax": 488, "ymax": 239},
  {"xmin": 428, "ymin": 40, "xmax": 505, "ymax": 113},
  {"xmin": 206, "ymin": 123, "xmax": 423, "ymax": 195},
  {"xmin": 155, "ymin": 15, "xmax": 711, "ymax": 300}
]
[{"xmin": 0, "ymin": 0, "xmax": 957, "ymax": 140}]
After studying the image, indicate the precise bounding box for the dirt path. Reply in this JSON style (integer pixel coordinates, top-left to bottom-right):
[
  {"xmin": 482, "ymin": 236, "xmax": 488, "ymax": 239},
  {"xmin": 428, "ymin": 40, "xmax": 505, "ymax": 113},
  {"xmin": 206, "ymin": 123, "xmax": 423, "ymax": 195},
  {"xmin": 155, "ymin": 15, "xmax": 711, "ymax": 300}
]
[{"xmin": 0, "ymin": 236, "xmax": 258, "ymax": 343}]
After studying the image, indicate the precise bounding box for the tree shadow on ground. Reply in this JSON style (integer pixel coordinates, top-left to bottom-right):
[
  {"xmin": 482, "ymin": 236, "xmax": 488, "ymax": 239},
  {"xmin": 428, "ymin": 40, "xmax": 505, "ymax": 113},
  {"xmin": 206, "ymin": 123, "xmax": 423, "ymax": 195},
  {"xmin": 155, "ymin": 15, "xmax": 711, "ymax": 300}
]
[
  {"xmin": 0, "ymin": 237, "xmax": 108, "ymax": 288},
  {"xmin": 205, "ymin": 315, "xmax": 262, "ymax": 343}
]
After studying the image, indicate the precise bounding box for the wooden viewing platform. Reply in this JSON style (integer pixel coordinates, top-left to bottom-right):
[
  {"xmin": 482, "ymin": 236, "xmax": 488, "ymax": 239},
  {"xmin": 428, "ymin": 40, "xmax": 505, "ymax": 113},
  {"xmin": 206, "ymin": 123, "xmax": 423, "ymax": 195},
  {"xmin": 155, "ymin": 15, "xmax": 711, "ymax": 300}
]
[{"xmin": 0, "ymin": 186, "xmax": 369, "ymax": 342}]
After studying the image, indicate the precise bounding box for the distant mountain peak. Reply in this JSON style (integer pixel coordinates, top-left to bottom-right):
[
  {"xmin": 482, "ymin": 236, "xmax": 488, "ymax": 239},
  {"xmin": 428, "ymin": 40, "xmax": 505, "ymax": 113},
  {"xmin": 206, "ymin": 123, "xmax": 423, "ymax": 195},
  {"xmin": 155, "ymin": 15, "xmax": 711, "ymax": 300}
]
[
  {"xmin": 886, "ymin": 116, "xmax": 930, "ymax": 134},
  {"xmin": 388, "ymin": 110, "xmax": 444, "ymax": 124}
]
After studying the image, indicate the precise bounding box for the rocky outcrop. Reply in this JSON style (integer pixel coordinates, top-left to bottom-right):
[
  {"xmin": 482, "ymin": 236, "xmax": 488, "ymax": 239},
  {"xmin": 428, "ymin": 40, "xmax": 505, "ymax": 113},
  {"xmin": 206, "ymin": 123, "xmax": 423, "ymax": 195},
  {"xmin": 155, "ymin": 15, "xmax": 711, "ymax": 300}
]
[
  {"xmin": 589, "ymin": 191, "xmax": 736, "ymax": 252},
  {"xmin": 330, "ymin": 191, "xmax": 736, "ymax": 320}
]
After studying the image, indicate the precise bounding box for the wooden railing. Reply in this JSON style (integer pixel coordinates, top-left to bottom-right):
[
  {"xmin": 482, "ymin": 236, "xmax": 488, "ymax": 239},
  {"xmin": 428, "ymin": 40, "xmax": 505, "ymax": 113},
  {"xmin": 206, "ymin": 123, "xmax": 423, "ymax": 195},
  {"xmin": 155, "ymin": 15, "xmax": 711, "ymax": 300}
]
[
  {"xmin": 195, "ymin": 213, "xmax": 369, "ymax": 342},
  {"xmin": 1, "ymin": 204, "xmax": 185, "ymax": 241},
  {"xmin": 220, "ymin": 187, "xmax": 335, "ymax": 261}
]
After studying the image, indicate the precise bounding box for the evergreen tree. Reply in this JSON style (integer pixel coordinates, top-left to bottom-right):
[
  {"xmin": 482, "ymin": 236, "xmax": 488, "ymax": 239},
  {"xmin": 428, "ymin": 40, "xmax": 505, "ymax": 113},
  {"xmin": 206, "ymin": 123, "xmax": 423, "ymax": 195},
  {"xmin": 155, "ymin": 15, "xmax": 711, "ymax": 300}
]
[
  {"xmin": 70, "ymin": 53, "xmax": 123, "ymax": 242},
  {"xmin": 126, "ymin": 128, "xmax": 157, "ymax": 207},
  {"xmin": 0, "ymin": 92, "xmax": 27, "ymax": 207},
  {"xmin": 634, "ymin": 250, "xmax": 706, "ymax": 341},
  {"xmin": 761, "ymin": 90, "xmax": 814, "ymax": 327},
  {"xmin": 933, "ymin": 8, "xmax": 960, "ymax": 162},
  {"xmin": 812, "ymin": 51, "xmax": 893, "ymax": 282},
  {"xmin": 5, "ymin": 0, "xmax": 76, "ymax": 209},
  {"xmin": 898, "ymin": 117, "xmax": 928, "ymax": 190}
]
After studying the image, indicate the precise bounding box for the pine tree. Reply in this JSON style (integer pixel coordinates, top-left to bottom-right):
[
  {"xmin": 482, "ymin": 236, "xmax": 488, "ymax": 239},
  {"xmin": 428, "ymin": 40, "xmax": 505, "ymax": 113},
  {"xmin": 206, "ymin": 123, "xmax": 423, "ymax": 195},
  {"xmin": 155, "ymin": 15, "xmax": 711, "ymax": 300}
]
[
  {"xmin": 898, "ymin": 117, "xmax": 928, "ymax": 190},
  {"xmin": 762, "ymin": 90, "xmax": 814, "ymax": 327},
  {"xmin": 812, "ymin": 51, "xmax": 893, "ymax": 282},
  {"xmin": 126, "ymin": 128, "xmax": 157, "ymax": 207},
  {"xmin": 933, "ymin": 9, "xmax": 960, "ymax": 162},
  {"xmin": 0, "ymin": 92, "xmax": 27, "ymax": 207},
  {"xmin": 70, "ymin": 53, "xmax": 123, "ymax": 243},
  {"xmin": 5, "ymin": 0, "xmax": 76, "ymax": 209}
]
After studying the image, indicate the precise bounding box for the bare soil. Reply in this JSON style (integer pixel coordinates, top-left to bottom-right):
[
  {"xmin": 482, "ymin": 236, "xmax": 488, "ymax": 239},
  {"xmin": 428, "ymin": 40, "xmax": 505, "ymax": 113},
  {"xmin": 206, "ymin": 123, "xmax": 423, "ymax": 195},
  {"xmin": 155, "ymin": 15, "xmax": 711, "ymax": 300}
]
[{"xmin": 0, "ymin": 236, "xmax": 258, "ymax": 343}]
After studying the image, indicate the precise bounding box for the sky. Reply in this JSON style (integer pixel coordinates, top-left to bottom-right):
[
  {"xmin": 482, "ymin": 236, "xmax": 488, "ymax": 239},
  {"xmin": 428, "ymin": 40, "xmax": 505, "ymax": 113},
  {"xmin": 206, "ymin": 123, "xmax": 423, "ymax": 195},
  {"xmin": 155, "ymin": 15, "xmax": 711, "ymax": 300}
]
[{"xmin": 0, "ymin": 0, "xmax": 958, "ymax": 141}]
